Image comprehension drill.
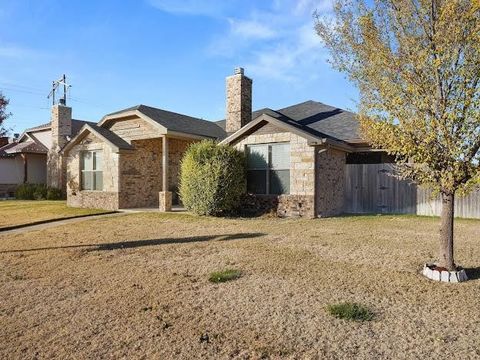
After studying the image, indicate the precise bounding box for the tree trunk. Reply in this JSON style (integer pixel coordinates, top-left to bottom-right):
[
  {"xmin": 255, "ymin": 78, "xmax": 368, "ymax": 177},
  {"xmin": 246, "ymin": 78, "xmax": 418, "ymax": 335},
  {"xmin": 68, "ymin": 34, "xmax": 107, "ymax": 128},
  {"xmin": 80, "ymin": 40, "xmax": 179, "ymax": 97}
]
[{"xmin": 438, "ymin": 192, "xmax": 455, "ymax": 270}]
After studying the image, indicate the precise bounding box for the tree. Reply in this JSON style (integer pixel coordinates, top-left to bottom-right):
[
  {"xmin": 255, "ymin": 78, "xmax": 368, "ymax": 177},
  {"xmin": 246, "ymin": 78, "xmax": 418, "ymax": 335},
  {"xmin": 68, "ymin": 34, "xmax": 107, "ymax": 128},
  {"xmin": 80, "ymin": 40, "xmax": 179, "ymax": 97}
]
[
  {"xmin": 0, "ymin": 91, "xmax": 11, "ymax": 136},
  {"xmin": 316, "ymin": 0, "xmax": 480, "ymax": 271},
  {"xmin": 179, "ymin": 140, "xmax": 246, "ymax": 216}
]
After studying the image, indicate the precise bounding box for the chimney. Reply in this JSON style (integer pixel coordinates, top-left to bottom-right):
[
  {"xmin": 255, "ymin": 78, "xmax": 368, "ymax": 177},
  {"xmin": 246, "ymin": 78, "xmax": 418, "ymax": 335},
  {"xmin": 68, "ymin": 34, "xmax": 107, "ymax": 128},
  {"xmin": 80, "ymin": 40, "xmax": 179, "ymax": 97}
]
[
  {"xmin": 226, "ymin": 67, "xmax": 252, "ymax": 133},
  {"xmin": 50, "ymin": 103, "xmax": 72, "ymax": 150},
  {"xmin": 47, "ymin": 103, "xmax": 72, "ymax": 191}
]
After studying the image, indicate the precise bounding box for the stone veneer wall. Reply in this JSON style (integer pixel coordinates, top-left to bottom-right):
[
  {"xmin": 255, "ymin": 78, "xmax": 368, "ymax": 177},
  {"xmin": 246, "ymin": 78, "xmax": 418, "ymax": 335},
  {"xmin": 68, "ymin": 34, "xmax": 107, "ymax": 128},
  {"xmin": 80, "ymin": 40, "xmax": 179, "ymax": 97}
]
[
  {"xmin": 66, "ymin": 132, "xmax": 120, "ymax": 210},
  {"xmin": 233, "ymin": 130, "xmax": 316, "ymax": 218},
  {"xmin": 315, "ymin": 147, "xmax": 346, "ymax": 217}
]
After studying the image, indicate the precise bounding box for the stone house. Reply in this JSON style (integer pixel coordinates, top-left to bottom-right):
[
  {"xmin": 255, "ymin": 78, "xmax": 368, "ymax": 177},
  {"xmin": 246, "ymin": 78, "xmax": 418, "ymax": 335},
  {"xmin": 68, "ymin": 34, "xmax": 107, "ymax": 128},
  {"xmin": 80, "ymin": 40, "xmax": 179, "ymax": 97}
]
[
  {"xmin": 58, "ymin": 67, "xmax": 384, "ymax": 217},
  {"xmin": 0, "ymin": 108, "xmax": 92, "ymax": 198}
]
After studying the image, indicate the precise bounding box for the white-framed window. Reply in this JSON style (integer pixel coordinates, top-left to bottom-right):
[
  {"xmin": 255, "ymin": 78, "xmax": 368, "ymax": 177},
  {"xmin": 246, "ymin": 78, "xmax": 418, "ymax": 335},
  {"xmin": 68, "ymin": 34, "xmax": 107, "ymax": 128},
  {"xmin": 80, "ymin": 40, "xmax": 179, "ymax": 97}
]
[
  {"xmin": 80, "ymin": 150, "xmax": 103, "ymax": 191},
  {"xmin": 246, "ymin": 143, "xmax": 290, "ymax": 195}
]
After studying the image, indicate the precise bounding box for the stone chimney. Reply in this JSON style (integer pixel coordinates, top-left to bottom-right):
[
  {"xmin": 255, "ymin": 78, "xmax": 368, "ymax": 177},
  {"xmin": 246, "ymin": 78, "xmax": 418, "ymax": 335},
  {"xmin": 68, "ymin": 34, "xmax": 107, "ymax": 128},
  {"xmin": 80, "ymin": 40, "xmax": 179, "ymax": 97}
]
[
  {"xmin": 47, "ymin": 103, "xmax": 72, "ymax": 191},
  {"xmin": 226, "ymin": 67, "xmax": 252, "ymax": 133},
  {"xmin": 51, "ymin": 103, "xmax": 72, "ymax": 150}
]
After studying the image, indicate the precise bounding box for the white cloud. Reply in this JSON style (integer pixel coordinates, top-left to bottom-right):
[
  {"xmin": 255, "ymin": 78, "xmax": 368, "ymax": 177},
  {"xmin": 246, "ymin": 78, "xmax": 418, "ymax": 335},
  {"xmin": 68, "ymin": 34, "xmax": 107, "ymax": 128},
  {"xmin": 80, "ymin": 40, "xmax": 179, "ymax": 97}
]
[
  {"xmin": 147, "ymin": 0, "xmax": 237, "ymax": 17},
  {"xmin": 246, "ymin": 23, "xmax": 325, "ymax": 82},
  {"xmin": 206, "ymin": 1, "xmax": 332, "ymax": 83},
  {"xmin": 229, "ymin": 19, "xmax": 276, "ymax": 40}
]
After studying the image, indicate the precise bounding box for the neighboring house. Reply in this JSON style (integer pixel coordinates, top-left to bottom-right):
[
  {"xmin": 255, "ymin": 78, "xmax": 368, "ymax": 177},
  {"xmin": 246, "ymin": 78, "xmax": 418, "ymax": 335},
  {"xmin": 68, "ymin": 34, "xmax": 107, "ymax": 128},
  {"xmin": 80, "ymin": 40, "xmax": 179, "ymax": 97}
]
[
  {"xmin": 0, "ymin": 116, "xmax": 93, "ymax": 197},
  {"xmin": 61, "ymin": 67, "xmax": 389, "ymax": 217}
]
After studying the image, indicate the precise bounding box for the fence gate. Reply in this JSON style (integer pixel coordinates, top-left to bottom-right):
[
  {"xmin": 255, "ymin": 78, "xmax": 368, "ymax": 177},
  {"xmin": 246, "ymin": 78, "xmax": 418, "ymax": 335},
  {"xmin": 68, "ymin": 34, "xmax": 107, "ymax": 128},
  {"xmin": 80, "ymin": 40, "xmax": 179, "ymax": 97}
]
[{"xmin": 344, "ymin": 163, "xmax": 417, "ymax": 214}]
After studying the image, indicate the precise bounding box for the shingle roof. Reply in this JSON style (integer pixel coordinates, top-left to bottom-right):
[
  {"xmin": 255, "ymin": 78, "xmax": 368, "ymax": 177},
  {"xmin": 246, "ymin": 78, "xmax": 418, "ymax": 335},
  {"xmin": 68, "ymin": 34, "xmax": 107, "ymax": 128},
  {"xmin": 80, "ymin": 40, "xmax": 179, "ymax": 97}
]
[
  {"xmin": 217, "ymin": 100, "xmax": 360, "ymax": 143},
  {"xmin": 275, "ymin": 100, "xmax": 361, "ymax": 141},
  {"xmin": 106, "ymin": 105, "xmax": 226, "ymax": 139},
  {"xmin": 23, "ymin": 119, "xmax": 96, "ymax": 137},
  {"xmin": 0, "ymin": 140, "xmax": 48, "ymax": 156}
]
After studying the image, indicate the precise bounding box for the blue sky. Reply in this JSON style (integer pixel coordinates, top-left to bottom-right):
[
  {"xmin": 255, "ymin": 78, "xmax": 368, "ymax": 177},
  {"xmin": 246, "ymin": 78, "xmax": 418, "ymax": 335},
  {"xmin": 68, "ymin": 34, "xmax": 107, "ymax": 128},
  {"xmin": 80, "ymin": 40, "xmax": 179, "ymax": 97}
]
[{"xmin": 0, "ymin": 0, "xmax": 357, "ymax": 134}]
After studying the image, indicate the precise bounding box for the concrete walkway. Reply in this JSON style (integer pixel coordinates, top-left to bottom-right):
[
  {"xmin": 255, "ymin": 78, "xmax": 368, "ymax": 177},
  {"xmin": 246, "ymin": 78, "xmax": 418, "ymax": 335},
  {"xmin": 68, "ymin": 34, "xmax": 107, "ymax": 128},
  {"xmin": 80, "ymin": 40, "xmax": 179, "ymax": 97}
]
[{"xmin": 0, "ymin": 212, "xmax": 128, "ymax": 236}]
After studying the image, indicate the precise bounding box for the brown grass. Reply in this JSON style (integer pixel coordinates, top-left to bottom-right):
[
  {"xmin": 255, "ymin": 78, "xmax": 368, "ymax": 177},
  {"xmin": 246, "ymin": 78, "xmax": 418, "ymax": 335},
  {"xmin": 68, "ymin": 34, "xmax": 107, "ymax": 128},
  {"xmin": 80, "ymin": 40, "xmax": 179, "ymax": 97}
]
[
  {"xmin": 0, "ymin": 213, "xmax": 479, "ymax": 359},
  {"xmin": 0, "ymin": 200, "xmax": 109, "ymax": 229}
]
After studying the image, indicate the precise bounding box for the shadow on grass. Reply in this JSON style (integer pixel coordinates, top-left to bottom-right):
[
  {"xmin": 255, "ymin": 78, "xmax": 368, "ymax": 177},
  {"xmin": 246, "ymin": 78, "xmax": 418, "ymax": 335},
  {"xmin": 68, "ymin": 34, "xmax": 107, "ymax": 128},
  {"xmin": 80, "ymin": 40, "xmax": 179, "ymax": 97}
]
[{"xmin": 0, "ymin": 233, "xmax": 266, "ymax": 254}]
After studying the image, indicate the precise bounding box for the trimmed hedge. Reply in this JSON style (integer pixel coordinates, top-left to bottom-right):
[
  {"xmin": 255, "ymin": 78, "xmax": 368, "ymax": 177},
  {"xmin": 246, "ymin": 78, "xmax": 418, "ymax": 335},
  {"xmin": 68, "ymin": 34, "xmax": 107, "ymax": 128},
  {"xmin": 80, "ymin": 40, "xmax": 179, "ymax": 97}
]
[
  {"xmin": 15, "ymin": 183, "xmax": 65, "ymax": 200},
  {"xmin": 179, "ymin": 140, "xmax": 246, "ymax": 216}
]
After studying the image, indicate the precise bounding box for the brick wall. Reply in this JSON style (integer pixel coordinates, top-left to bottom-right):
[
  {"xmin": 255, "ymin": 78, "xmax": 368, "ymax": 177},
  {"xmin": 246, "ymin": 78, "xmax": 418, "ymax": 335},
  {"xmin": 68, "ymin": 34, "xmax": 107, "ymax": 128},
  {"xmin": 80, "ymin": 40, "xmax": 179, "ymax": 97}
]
[
  {"xmin": 117, "ymin": 137, "xmax": 195, "ymax": 209},
  {"xmin": 118, "ymin": 138, "xmax": 162, "ymax": 208}
]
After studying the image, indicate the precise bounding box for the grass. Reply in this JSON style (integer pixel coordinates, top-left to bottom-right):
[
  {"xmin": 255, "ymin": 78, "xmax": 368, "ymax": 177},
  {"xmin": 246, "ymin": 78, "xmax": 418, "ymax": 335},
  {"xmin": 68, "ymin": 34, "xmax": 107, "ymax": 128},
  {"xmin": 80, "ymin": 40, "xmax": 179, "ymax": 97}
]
[
  {"xmin": 327, "ymin": 302, "xmax": 374, "ymax": 321},
  {"xmin": 208, "ymin": 269, "xmax": 242, "ymax": 283},
  {"xmin": 0, "ymin": 200, "xmax": 111, "ymax": 229},
  {"xmin": 1, "ymin": 213, "xmax": 480, "ymax": 358}
]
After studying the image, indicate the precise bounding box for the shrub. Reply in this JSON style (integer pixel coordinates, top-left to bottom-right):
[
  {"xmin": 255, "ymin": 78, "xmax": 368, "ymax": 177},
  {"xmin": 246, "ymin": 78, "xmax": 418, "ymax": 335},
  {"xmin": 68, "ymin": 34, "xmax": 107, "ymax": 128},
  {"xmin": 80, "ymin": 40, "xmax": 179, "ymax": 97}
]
[
  {"xmin": 33, "ymin": 184, "xmax": 48, "ymax": 200},
  {"xmin": 208, "ymin": 269, "xmax": 242, "ymax": 283},
  {"xmin": 15, "ymin": 184, "xmax": 65, "ymax": 200},
  {"xmin": 15, "ymin": 183, "xmax": 37, "ymax": 200},
  {"xmin": 327, "ymin": 302, "xmax": 374, "ymax": 321},
  {"xmin": 179, "ymin": 140, "xmax": 246, "ymax": 216},
  {"xmin": 46, "ymin": 187, "xmax": 64, "ymax": 200}
]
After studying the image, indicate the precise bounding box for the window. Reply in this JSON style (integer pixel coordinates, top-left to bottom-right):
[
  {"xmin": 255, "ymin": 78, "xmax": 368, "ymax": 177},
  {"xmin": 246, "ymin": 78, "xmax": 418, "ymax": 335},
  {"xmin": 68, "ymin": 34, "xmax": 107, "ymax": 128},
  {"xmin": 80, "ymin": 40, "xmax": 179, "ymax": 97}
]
[
  {"xmin": 81, "ymin": 150, "xmax": 103, "ymax": 191},
  {"xmin": 246, "ymin": 143, "xmax": 290, "ymax": 195}
]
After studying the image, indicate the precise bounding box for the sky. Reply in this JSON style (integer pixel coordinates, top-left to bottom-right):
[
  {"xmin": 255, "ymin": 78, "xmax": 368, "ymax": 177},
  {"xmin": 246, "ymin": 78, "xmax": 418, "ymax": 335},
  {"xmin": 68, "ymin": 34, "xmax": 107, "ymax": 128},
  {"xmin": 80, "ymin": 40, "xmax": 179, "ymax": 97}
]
[{"xmin": 0, "ymin": 0, "xmax": 357, "ymax": 134}]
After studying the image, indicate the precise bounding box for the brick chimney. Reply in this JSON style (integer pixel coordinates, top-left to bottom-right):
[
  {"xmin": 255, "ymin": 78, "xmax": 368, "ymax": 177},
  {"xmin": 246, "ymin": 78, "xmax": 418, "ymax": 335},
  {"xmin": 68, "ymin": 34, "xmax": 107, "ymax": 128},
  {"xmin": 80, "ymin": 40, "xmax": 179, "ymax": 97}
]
[
  {"xmin": 226, "ymin": 67, "xmax": 252, "ymax": 133},
  {"xmin": 47, "ymin": 103, "xmax": 72, "ymax": 190}
]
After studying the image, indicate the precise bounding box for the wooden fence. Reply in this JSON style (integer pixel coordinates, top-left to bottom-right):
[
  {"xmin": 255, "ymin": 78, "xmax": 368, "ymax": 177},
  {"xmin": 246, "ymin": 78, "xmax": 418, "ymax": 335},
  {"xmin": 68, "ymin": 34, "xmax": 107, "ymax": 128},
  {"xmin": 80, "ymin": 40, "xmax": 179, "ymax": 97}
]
[{"xmin": 344, "ymin": 164, "xmax": 480, "ymax": 219}]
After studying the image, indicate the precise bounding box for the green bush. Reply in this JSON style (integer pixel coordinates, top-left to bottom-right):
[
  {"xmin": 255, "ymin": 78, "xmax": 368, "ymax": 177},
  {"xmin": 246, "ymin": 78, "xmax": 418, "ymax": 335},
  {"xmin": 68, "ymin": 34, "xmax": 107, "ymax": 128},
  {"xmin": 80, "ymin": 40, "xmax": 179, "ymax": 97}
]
[
  {"xmin": 208, "ymin": 269, "xmax": 242, "ymax": 283},
  {"xmin": 15, "ymin": 184, "xmax": 37, "ymax": 200},
  {"xmin": 33, "ymin": 184, "xmax": 48, "ymax": 200},
  {"xmin": 179, "ymin": 140, "xmax": 246, "ymax": 216},
  {"xmin": 327, "ymin": 302, "xmax": 374, "ymax": 322},
  {"xmin": 46, "ymin": 187, "xmax": 64, "ymax": 200},
  {"xmin": 15, "ymin": 184, "xmax": 65, "ymax": 200}
]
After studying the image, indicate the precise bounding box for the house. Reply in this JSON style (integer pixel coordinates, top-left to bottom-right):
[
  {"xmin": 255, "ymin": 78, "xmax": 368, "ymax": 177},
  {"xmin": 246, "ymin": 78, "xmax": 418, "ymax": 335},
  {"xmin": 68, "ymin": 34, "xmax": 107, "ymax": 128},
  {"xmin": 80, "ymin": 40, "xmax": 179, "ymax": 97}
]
[
  {"xmin": 61, "ymin": 67, "xmax": 388, "ymax": 217},
  {"xmin": 0, "ymin": 113, "xmax": 93, "ymax": 198}
]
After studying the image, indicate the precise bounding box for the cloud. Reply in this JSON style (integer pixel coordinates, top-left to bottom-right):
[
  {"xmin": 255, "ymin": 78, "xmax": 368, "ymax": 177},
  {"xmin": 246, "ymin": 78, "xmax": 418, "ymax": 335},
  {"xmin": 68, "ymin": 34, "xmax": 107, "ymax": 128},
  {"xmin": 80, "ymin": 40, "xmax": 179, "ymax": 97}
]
[
  {"xmin": 246, "ymin": 24, "xmax": 326, "ymax": 82},
  {"xmin": 147, "ymin": 0, "xmax": 238, "ymax": 17},
  {"xmin": 229, "ymin": 19, "xmax": 276, "ymax": 40},
  {"xmin": 206, "ymin": 1, "xmax": 333, "ymax": 82}
]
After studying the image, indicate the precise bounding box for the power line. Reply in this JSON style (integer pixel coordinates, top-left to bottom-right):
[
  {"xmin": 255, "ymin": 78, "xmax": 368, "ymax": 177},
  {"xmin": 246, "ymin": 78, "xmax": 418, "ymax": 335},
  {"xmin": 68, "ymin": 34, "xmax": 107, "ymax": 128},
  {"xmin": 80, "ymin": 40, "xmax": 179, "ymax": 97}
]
[{"xmin": 0, "ymin": 86, "xmax": 45, "ymax": 96}]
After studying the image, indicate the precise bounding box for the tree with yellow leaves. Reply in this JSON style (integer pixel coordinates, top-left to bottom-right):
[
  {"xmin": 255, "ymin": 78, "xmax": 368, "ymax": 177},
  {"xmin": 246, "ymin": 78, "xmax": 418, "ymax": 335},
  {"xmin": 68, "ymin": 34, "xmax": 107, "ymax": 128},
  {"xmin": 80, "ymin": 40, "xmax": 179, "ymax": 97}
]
[{"xmin": 316, "ymin": 0, "xmax": 480, "ymax": 272}]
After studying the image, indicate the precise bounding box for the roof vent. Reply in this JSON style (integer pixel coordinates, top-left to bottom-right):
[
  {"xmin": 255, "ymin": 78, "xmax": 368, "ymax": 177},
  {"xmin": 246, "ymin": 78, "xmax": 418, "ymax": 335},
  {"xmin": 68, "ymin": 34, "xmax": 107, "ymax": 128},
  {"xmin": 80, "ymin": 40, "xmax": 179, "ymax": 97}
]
[{"xmin": 234, "ymin": 67, "xmax": 244, "ymax": 75}]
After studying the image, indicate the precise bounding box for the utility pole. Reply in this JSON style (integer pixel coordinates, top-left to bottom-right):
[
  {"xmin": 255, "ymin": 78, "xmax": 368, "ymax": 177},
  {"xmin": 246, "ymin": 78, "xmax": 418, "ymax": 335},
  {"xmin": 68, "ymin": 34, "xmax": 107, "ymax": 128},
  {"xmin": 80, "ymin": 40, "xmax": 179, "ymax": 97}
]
[{"xmin": 47, "ymin": 74, "xmax": 71, "ymax": 106}]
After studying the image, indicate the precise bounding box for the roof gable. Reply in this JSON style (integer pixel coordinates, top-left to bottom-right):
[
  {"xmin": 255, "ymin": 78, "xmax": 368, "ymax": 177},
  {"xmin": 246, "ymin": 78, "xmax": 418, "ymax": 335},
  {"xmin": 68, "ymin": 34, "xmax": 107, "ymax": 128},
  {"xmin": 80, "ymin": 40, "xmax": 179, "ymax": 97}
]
[
  {"xmin": 62, "ymin": 124, "xmax": 134, "ymax": 154},
  {"xmin": 99, "ymin": 104, "xmax": 226, "ymax": 139}
]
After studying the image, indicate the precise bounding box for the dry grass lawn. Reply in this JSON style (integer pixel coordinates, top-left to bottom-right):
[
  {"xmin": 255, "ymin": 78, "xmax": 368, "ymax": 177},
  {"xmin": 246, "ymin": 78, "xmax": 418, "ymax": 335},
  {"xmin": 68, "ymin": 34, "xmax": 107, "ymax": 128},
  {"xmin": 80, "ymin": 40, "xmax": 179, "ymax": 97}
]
[
  {"xmin": 0, "ymin": 201, "xmax": 109, "ymax": 229},
  {"xmin": 1, "ymin": 213, "xmax": 479, "ymax": 359}
]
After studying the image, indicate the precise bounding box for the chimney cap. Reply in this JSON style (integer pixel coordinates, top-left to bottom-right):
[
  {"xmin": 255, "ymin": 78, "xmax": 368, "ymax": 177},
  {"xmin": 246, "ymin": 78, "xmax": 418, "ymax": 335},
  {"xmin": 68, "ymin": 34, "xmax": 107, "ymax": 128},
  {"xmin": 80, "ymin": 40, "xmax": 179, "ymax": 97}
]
[{"xmin": 234, "ymin": 67, "xmax": 244, "ymax": 75}]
